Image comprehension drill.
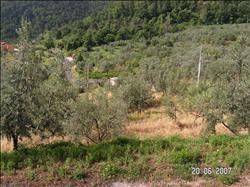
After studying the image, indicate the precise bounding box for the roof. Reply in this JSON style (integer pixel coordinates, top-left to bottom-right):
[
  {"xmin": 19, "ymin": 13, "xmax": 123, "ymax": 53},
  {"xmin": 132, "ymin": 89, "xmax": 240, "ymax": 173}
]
[{"xmin": 1, "ymin": 41, "xmax": 16, "ymax": 52}]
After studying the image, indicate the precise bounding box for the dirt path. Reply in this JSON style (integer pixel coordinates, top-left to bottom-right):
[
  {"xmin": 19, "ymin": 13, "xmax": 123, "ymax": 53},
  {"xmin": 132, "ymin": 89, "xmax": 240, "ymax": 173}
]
[
  {"xmin": 106, "ymin": 172, "xmax": 250, "ymax": 187},
  {"xmin": 1, "ymin": 172, "xmax": 249, "ymax": 187}
]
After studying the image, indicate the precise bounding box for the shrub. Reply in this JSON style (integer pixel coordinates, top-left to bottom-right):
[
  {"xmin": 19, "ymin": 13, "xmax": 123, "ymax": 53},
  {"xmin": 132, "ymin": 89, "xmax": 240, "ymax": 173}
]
[
  {"xmin": 119, "ymin": 76, "xmax": 154, "ymax": 112},
  {"xmin": 65, "ymin": 88, "xmax": 127, "ymax": 143}
]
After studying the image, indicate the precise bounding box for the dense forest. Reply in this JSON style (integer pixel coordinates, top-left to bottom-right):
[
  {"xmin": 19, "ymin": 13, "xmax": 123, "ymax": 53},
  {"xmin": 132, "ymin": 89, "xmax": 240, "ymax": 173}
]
[
  {"xmin": 42, "ymin": 1, "xmax": 250, "ymax": 51},
  {"xmin": 1, "ymin": 1, "xmax": 250, "ymax": 186},
  {"xmin": 1, "ymin": 1, "xmax": 107, "ymax": 42}
]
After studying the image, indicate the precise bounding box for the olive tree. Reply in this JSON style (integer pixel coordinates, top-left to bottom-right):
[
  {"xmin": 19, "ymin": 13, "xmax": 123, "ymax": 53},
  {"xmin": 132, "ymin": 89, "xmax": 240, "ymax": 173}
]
[
  {"xmin": 65, "ymin": 88, "xmax": 127, "ymax": 143},
  {"xmin": 101, "ymin": 61, "xmax": 115, "ymax": 77},
  {"xmin": 139, "ymin": 57, "xmax": 185, "ymax": 95},
  {"xmin": 200, "ymin": 36, "xmax": 250, "ymax": 134},
  {"xmin": 33, "ymin": 70, "xmax": 77, "ymax": 138},
  {"xmin": 224, "ymin": 36, "xmax": 250, "ymax": 133},
  {"xmin": 156, "ymin": 62, "xmax": 185, "ymax": 95},
  {"xmin": 1, "ymin": 19, "xmax": 48, "ymax": 150},
  {"xmin": 139, "ymin": 57, "xmax": 161, "ymax": 87},
  {"xmin": 1, "ymin": 19, "xmax": 77, "ymax": 150},
  {"xmin": 119, "ymin": 76, "xmax": 154, "ymax": 113}
]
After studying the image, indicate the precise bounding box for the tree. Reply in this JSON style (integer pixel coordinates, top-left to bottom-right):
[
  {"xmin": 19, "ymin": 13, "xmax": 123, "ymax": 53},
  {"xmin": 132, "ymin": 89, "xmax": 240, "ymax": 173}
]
[
  {"xmin": 33, "ymin": 57, "xmax": 78, "ymax": 138},
  {"xmin": 65, "ymin": 88, "xmax": 127, "ymax": 143},
  {"xmin": 101, "ymin": 61, "xmax": 115, "ymax": 77},
  {"xmin": 119, "ymin": 76, "xmax": 154, "ymax": 113},
  {"xmin": 1, "ymin": 19, "xmax": 48, "ymax": 150},
  {"xmin": 199, "ymin": 36, "xmax": 250, "ymax": 134},
  {"xmin": 163, "ymin": 96, "xmax": 179, "ymax": 122},
  {"xmin": 224, "ymin": 36, "xmax": 250, "ymax": 133},
  {"xmin": 1, "ymin": 19, "xmax": 77, "ymax": 150},
  {"xmin": 155, "ymin": 62, "xmax": 184, "ymax": 95},
  {"xmin": 82, "ymin": 32, "xmax": 94, "ymax": 51},
  {"xmin": 139, "ymin": 57, "xmax": 161, "ymax": 87},
  {"xmin": 42, "ymin": 32, "xmax": 55, "ymax": 49},
  {"xmin": 56, "ymin": 30, "xmax": 62, "ymax": 39}
]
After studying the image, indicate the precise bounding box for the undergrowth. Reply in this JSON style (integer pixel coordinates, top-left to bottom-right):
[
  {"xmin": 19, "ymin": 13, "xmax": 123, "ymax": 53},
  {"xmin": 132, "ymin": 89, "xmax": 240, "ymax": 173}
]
[{"xmin": 1, "ymin": 135, "xmax": 249, "ymax": 184}]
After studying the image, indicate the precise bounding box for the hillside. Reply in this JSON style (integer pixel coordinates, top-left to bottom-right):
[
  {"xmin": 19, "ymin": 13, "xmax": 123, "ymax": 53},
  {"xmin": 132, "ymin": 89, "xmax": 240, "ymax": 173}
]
[
  {"xmin": 43, "ymin": 1, "xmax": 250, "ymax": 51},
  {"xmin": 1, "ymin": 1, "xmax": 250, "ymax": 187},
  {"xmin": 67, "ymin": 24, "xmax": 250, "ymax": 81},
  {"xmin": 1, "ymin": 1, "xmax": 107, "ymax": 42},
  {"xmin": 2, "ymin": 21, "xmax": 250, "ymax": 186}
]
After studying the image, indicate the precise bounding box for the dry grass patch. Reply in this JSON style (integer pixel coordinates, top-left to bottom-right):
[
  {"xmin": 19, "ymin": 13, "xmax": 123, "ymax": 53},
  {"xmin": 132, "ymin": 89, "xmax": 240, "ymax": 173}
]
[
  {"xmin": 125, "ymin": 106, "xmax": 205, "ymax": 139},
  {"xmin": 1, "ymin": 135, "xmax": 71, "ymax": 152},
  {"xmin": 125, "ymin": 105, "xmax": 248, "ymax": 139}
]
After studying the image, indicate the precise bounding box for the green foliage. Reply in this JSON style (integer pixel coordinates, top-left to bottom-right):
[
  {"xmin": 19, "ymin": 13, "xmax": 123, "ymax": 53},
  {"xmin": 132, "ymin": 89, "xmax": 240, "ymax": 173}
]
[
  {"xmin": 1, "ymin": 21, "xmax": 77, "ymax": 150},
  {"xmin": 57, "ymin": 166, "xmax": 66, "ymax": 178},
  {"xmin": 41, "ymin": 32, "xmax": 55, "ymax": 49},
  {"xmin": 217, "ymin": 174, "xmax": 238, "ymax": 185},
  {"xmin": 171, "ymin": 164, "xmax": 193, "ymax": 181},
  {"xmin": 88, "ymin": 71, "xmax": 122, "ymax": 79},
  {"xmin": 70, "ymin": 168, "xmax": 87, "ymax": 180},
  {"xmin": 197, "ymin": 36, "xmax": 250, "ymax": 134},
  {"xmin": 47, "ymin": 1, "xmax": 250, "ymax": 50},
  {"xmin": 1, "ymin": 135, "xmax": 249, "ymax": 184},
  {"xmin": 5, "ymin": 161, "xmax": 15, "ymax": 175},
  {"xmin": 1, "ymin": 19, "xmax": 48, "ymax": 150},
  {"xmin": 163, "ymin": 97, "xmax": 178, "ymax": 121},
  {"xmin": 126, "ymin": 161, "xmax": 141, "ymax": 179},
  {"xmin": 119, "ymin": 76, "xmax": 154, "ymax": 112},
  {"xmin": 34, "ymin": 64, "xmax": 77, "ymax": 137},
  {"xmin": 169, "ymin": 148, "xmax": 201, "ymax": 165},
  {"xmin": 65, "ymin": 88, "xmax": 127, "ymax": 143},
  {"xmin": 101, "ymin": 162, "xmax": 122, "ymax": 178},
  {"xmin": 226, "ymin": 149, "xmax": 250, "ymax": 172},
  {"xmin": 1, "ymin": 1, "xmax": 107, "ymax": 41}
]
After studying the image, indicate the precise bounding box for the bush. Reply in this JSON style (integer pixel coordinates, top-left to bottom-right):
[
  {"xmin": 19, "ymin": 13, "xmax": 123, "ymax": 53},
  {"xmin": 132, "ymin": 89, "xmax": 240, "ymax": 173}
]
[
  {"xmin": 65, "ymin": 88, "xmax": 128, "ymax": 143},
  {"xmin": 119, "ymin": 76, "xmax": 154, "ymax": 112}
]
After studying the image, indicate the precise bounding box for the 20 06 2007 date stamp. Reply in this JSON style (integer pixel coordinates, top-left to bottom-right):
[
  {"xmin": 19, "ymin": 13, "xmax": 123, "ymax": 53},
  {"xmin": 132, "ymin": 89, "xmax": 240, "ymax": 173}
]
[{"xmin": 191, "ymin": 167, "xmax": 232, "ymax": 175}]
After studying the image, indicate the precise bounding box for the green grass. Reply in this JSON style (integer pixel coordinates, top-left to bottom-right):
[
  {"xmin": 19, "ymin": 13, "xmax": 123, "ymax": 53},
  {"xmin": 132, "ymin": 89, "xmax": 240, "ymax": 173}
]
[{"xmin": 1, "ymin": 135, "xmax": 249, "ymax": 184}]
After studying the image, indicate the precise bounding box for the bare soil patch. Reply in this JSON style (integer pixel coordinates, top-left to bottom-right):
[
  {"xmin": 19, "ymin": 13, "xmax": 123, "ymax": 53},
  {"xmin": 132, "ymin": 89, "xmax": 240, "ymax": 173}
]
[{"xmin": 1, "ymin": 171, "xmax": 249, "ymax": 187}]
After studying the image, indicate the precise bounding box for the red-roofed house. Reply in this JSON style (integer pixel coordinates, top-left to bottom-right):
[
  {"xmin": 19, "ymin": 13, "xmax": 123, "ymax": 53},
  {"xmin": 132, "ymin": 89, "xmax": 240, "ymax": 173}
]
[{"xmin": 1, "ymin": 41, "xmax": 18, "ymax": 52}]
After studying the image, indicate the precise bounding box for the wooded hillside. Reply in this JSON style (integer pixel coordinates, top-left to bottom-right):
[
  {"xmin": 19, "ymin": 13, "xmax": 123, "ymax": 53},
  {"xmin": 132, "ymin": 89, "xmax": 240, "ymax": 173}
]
[
  {"xmin": 1, "ymin": 1, "xmax": 107, "ymax": 42},
  {"xmin": 46, "ymin": 1, "xmax": 250, "ymax": 50}
]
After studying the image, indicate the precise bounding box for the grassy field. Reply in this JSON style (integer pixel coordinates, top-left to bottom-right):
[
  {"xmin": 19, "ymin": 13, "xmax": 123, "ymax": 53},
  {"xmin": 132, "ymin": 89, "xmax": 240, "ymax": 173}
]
[
  {"xmin": 1, "ymin": 135, "xmax": 250, "ymax": 186},
  {"xmin": 1, "ymin": 104, "xmax": 249, "ymax": 186}
]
